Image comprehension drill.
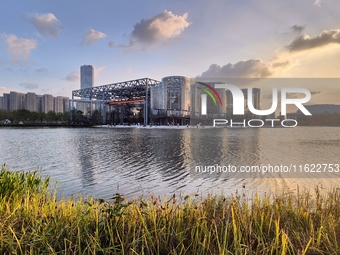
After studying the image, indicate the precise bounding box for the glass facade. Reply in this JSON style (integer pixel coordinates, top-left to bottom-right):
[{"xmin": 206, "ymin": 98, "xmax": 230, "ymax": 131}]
[
  {"xmin": 150, "ymin": 76, "xmax": 191, "ymax": 119},
  {"xmin": 80, "ymin": 65, "xmax": 94, "ymax": 90}
]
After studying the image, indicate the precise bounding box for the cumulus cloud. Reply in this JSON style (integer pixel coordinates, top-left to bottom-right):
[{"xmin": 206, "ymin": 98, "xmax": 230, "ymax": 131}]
[
  {"xmin": 271, "ymin": 60, "xmax": 291, "ymax": 68},
  {"xmin": 19, "ymin": 82, "xmax": 38, "ymax": 89},
  {"xmin": 24, "ymin": 13, "xmax": 63, "ymax": 37},
  {"xmin": 81, "ymin": 28, "xmax": 107, "ymax": 45},
  {"xmin": 110, "ymin": 10, "xmax": 190, "ymax": 50},
  {"xmin": 64, "ymin": 71, "xmax": 80, "ymax": 82},
  {"xmin": 198, "ymin": 59, "xmax": 273, "ymax": 78},
  {"xmin": 291, "ymin": 25, "xmax": 305, "ymax": 34},
  {"xmin": 3, "ymin": 34, "xmax": 37, "ymax": 63},
  {"xmin": 132, "ymin": 10, "xmax": 190, "ymax": 44},
  {"xmin": 286, "ymin": 29, "xmax": 340, "ymax": 52}
]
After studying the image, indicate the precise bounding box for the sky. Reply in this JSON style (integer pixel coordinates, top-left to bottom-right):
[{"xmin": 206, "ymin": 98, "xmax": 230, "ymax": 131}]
[{"xmin": 1, "ymin": 0, "xmax": 340, "ymax": 104}]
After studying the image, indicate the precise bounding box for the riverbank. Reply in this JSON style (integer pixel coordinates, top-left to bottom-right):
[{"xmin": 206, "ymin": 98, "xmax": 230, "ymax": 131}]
[{"xmin": 1, "ymin": 166, "xmax": 339, "ymax": 254}]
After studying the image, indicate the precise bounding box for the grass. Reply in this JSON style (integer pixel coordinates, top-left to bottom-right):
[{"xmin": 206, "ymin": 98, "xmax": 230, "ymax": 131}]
[{"xmin": 1, "ymin": 165, "xmax": 340, "ymax": 254}]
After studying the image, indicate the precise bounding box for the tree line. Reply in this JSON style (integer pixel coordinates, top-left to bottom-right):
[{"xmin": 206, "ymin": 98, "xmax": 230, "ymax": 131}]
[
  {"xmin": 0, "ymin": 109, "xmax": 69, "ymax": 123},
  {"xmin": 0, "ymin": 109, "xmax": 104, "ymax": 125}
]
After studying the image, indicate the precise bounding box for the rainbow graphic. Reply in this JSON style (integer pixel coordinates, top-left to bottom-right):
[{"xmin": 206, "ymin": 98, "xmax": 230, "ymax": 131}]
[{"xmin": 197, "ymin": 82, "xmax": 222, "ymax": 106}]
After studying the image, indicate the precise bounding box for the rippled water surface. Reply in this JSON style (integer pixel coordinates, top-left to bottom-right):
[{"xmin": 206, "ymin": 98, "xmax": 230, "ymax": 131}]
[{"xmin": 0, "ymin": 126, "xmax": 339, "ymax": 199}]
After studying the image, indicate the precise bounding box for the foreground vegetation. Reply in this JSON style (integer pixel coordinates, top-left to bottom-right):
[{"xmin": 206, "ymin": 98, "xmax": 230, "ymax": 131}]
[{"xmin": 1, "ymin": 166, "xmax": 340, "ymax": 254}]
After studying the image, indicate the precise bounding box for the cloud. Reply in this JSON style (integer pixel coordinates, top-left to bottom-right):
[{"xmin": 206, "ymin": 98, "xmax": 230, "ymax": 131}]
[
  {"xmin": 24, "ymin": 13, "xmax": 63, "ymax": 37},
  {"xmin": 271, "ymin": 60, "xmax": 292, "ymax": 68},
  {"xmin": 64, "ymin": 71, "xmax": 80, "ymax": 82},
  {"xmin": 81, "ymin": 28, "xmax": 107, "ymax": 45},
  {"xmin": 111, "ymin": 10, "xmax": 190, "ymax": 50},
  {"xmin": 311, "ymin": 91, "xmax": 322, "ymax": 96},
  {"xmin": 314, "ymin": 0, "xmax": 322, "ymax": 6},
  {"xmin": 108, "ymin": 41, "xmax": 115, "ymax": 48},
  {"xmin": 286, "ymin": 29, "xmax": 340, "ymax": 52},
  {"xmin": 93, "ymin": 66, "xmax": 105, "ymax": 78},
  {"xmin": 35, "ymin": 68, "xmax": 48, "ymax": 73},
  {"xmin": 19, "ymin": 82, "xmax": 39, "ymax": 89},
  {"xmin": 3, "ymin": 34, "xmax": 37, "ymax": 63},
  {"xmin": 198, "ymin": 59, "xmax": 273, "ymax": 78},
  {"xmin": 291, "ymin": 25, "xmax": 305, "ymax": 34},
  {"xmin": 0, "ymin": 86, "xmax": 10, "ymax": 95},
  {"xmin": 108, "ymin": 40, "xmax": 137, "ymax": 51}
]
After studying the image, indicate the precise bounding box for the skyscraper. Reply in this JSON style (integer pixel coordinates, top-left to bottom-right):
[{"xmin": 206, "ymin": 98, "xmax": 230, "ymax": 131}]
[{"xmin": 80, "ymin": 65, "xmax": 94, "ymax": 90}]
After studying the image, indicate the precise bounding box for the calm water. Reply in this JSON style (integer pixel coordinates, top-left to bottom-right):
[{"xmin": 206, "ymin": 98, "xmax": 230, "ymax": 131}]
[{"xmin": 0, "ymin": 126, "xmax": 339, "ymax": 200}]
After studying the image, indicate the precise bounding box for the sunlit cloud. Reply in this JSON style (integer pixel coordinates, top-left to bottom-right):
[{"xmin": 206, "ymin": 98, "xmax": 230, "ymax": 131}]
[
  {"xmin": 2, "ymin": 34, "xmax": 37, "ymax": 63},
  {"xmin": 109, "ymin": 10, "xmax": 190, "ymax": 50},
  {"xmin": 93, "ymin": 66, "xmax": 106, "ymax": 78},
  {"xmin": 81, "ymin": 28, "xmax": 107, "ymax": 45},
  {"xmin": 24, "ymin": 13, "xmax": 63, "ymax": 37},
  {"xmin": 198, "ymin": 59, "xmax": 273, "ymax": 78}
]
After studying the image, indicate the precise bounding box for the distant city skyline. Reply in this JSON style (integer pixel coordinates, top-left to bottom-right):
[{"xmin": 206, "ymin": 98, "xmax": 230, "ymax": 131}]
[
  {"xmin": 0, "ymin": 91, "xmax": 69, "ymax": 113},
  {"xmin": 1, "ymin": 0, "xmax": 340, "ymax": 107}
]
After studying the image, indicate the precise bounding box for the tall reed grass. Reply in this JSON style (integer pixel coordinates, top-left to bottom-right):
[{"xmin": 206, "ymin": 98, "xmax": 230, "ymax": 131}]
[{"xmin": 1, "ymin": 165, "xmax": 340, "ymax": 254}]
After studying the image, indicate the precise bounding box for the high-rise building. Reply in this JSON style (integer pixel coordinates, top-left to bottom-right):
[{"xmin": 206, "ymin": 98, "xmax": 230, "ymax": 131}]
[
  {"xmin": 9, "ymin": 91, "xmax": 25, "ymax": 111},
  {"xmin": 0, "ymin": 97, "xmax": 3, "ymax": 110},
  {"xmin": 42, "ymin": 94, "xmax": 54, "ymax": 113},
  {"xmin": 2, "ymin": 94, "xmax": 10, "ymax": 111},
  {"xmin": 36, "ymin": 95, "xmax": 43, "ymax": 113},
  {"xmin": 25, "ymin": 92, "xmax": 38, "ymax": 112},
  {"xmin": 54, "ymin": 96, "xmax": 69, "ymax": 113},
  {"xmin": 80, "ymin": 65, "xmax": 94, "ymax": 90}
]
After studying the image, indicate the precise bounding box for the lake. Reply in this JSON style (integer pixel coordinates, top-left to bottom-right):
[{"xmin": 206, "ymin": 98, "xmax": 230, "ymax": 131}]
[{"xmin": 0, "ymin": 126, "xmax": 339, "ymax": 200}]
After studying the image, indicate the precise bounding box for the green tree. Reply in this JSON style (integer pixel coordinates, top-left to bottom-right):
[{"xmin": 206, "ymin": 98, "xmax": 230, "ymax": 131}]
[
  {"xmin": 46, "ymin": 110, "xmax": 57, "ymax": 122},
  {"xmin": 91, "ymin": 110, "xmax": 102, "ymax": 125},
  {"xmin": 62, "ymin": 112, "xmax": 69, "ymax": 122}
]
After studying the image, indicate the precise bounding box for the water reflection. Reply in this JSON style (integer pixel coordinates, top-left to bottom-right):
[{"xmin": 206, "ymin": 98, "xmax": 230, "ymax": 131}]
[
  {"xmin": 77, "ymin": 132, "xmax": 96, "ymax": 188},
  {"xmin": 0, "ymin": 127, "xmax": 340, "ymax": 200}
]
